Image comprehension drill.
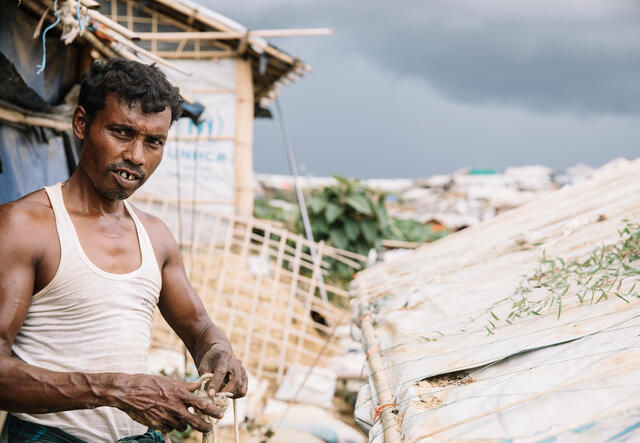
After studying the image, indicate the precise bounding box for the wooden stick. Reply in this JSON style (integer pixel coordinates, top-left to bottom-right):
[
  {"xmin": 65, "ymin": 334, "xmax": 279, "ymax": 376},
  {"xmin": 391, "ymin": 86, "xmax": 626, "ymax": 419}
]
[
  {"xmin": 293, "ymin": 241, "xmax": 323, "ymax": 365},
  {"xmin": 86, "ymin": 8, "xmax": 140, "ymax": 41},
  {"xmin": 234, "ymin": 57, "xmax": 255, "ymax": 217},
  {"xmin": 96, "ymin": 27, "xmax": 192, "ymax": 75},
  {"xmin": 0, "ymin": 107, "xmax": 71, "ymax": 131},
  {"xmin": 139, "ymin": 0, "xmax": 299, "ymax": 65},
  {"xmin": 358, "ymin": 305, "xmax": 403, "ymax": 442},
  {"xmin": 381, "ymin": 239, "xmax": 425, "ymax": 249},
  {"xmin": 135, "ymin": 28, "xmax": 333, "ymax": 41},
  {"xmin": 225, "ymin": 219, "xmax": 254, "ymax": 336},
  {"xmin": 152, "ymin": 51, "xmax": 236, "ymax": 60},
  {"xmin": 256, "ymin": 232, "xmax": 287, "ymax": 379},
  {"xmin": 276, "ymin": 241, "xmax": 302, "ymax": 382},
  {"xmin": 213, "ymin": 218, "xmax": 234, "ymax": 316},
  {"xmin": 242, "ymin": 223, "xmax": 271, "ymax": 362}
]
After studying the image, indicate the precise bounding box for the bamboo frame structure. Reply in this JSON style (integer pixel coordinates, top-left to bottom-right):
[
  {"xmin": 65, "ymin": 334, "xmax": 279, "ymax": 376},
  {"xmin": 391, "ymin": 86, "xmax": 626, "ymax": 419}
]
[
  {"xmin": 132, "ymin": 195, "xmax": 366, "ymax": 382},
  {"xmin": 234, "ymin": 58, "xmax": 254, "ymax": 217}
]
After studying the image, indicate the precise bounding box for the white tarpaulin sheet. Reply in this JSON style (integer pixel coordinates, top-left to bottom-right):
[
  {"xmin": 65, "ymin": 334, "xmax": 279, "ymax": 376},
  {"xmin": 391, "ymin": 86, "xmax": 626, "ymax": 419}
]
[
  {"xmin": 353, "ymin": 158, "xmax": 640, "ymax": 442},
  {"xmin": 140, "ymin": 59, "xmax": 236, "ymax": 212}
]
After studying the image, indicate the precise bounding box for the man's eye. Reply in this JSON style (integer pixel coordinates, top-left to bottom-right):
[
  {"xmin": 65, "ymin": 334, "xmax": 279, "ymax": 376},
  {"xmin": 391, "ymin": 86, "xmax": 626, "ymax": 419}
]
[{"xmin": 114, "ymin": 129, "xmax": 128, "ymax": 136}]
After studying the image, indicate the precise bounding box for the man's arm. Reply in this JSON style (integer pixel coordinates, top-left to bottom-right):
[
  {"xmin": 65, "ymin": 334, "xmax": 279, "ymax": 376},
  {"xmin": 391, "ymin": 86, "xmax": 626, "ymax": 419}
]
[
  {"xmin": 0, "ymin": 201, "xmax": 221, "ymax": 432},
  {"xmin": 150, "ymin": 216, "xmax": 248, "ymax": 398}
]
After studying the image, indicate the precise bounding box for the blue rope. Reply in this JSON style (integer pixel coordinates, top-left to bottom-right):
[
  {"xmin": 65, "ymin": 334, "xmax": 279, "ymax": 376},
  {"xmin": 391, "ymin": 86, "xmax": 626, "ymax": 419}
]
[
  {"xmin": 36, "ymin": 0, "xmax": 61, "ymax": 75},
  {"xmin": 76, "ymin": 1, "xmax": 89, "ymax": 31}
]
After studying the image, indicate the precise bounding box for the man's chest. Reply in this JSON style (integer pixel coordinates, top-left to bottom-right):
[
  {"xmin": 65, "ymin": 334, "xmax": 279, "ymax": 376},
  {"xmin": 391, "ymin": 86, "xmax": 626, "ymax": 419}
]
[{"xmin": 71, "ymin": 214, "xmax": 142, "ymax": 274}]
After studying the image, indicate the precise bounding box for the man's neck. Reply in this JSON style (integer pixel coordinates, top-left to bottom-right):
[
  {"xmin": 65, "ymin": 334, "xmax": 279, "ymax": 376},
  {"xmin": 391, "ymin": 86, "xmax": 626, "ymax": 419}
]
[{"xmin": 62, "ymin": 168, "xmax": 127, "ymax": 217}]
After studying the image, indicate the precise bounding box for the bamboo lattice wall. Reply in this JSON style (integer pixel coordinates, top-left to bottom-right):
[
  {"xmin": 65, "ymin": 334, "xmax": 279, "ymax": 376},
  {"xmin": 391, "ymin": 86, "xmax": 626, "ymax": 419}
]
[{"xmin": 133, "ymin": 195, "xmax": 365, "ymax": 382}]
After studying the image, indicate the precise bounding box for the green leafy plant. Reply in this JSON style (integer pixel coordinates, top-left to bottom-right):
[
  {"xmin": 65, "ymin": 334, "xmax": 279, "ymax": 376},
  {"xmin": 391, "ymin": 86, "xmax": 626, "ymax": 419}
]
[
  {"xmin": 484, "ymin": 220, "xmax": 640, "ymax": 334},
  {"xmin": 254, "ymin": 176, "xmax": 449, "ymax": 287},
  {"xmin": 304, "ymin": 176, "xmax": 388, "ymax": 280}
]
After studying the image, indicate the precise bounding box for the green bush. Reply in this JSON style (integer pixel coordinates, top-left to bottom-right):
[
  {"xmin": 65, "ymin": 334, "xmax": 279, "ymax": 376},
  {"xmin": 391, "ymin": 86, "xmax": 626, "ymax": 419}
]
[{"xmin": 255, "ymin": 176, "xmax": 449, "ymax": 285}]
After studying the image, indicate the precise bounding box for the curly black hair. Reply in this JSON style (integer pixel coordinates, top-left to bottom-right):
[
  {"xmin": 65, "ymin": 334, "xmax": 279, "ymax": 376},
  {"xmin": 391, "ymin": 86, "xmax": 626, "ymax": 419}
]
[{"xmin": 78, "ymin": 58, "xmax": 183, "ymax": 127}]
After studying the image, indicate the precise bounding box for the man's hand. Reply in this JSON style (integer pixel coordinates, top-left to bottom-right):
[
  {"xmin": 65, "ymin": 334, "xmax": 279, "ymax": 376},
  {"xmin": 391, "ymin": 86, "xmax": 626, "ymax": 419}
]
[
  {"xmin": 197, "ymin": 343, "xmax": 248, "ymax": 398},
  {"xmin": 112, "ymin": 374, "xmax": 223, "ymax": 433}
]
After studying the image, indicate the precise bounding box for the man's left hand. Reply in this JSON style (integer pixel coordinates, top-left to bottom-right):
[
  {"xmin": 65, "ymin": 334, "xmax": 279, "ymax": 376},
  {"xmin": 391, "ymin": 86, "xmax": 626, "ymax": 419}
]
[{"xmin": 197, "ymin": 343, "xmax": 248, "ymax": 398}]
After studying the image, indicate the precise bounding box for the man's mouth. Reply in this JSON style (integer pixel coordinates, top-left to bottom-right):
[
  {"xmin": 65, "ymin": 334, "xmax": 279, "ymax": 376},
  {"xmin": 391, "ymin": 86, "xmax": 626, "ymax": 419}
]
[{"xmin": 113, "ymin": 169, "xmax": 141, "ymax": 181}]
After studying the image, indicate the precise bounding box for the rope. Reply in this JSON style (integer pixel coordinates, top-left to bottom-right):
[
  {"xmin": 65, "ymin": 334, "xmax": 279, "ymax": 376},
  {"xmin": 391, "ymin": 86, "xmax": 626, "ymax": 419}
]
[
  {"xmin": 162, "ymin": 373, "xmax": 240, "ymax": 443},
  {"xmin": 75, "ymin": 0, "xmax": 88, "ymax": 31},
  {"xmin": 36, "ymin": 0, "xmax": 61, "ymax": 75}
]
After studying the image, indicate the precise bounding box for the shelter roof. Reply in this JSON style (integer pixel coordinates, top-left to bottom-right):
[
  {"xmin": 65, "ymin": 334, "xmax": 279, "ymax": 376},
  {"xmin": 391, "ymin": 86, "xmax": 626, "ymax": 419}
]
[
  {"xmin": 352, "ymin": 158, "xmax": 640, "ymax": 441},
  {"xmin": 15, "ymin": 0, "xmax": 308, "ymax": 113},
  {"xmin": 93, "ymin": 0, "xmax": 309, "ymax": 107}
]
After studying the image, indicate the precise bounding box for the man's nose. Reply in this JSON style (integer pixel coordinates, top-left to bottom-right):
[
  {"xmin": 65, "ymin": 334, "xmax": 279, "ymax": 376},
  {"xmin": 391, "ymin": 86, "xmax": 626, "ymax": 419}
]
[{"xmin": 123, "ymin": 138, "xmax": 144, "ymax": 165}]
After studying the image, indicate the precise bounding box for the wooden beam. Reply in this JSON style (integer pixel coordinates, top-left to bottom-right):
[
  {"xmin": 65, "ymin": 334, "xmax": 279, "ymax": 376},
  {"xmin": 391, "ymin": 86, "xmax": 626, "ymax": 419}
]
[
  {"xmin": 135, "ymin": 0, "xmax": 301, "ymax": 65},
  {"xmin": 137, "ymin": 4, "xmax": 232, "ymax": 51},
  {"xmin": 234, "ymin": 58, "xmax": 255, "ymax": 217},
  {"xmin": 252, "ymin": 28, "xmax": 334, "ymax": 38},
  {"xmin": 0, "ymin": 107, "xmax": 71, "ymax": 131},
  {"xmin": 79, "ymin": 0, "xmax": 99, "ymax": 9},
  {"xmin": 87, "ymin": 8, "xmax": 140, "ymax": 40},
  {"xmin": 97, "ymin": 27, "xmax": 192, "ymax": 75},
  {"xmin": 82, "ymin": 29, "xmax": 120, "ymax": 59},
  {"xmin": 153, "ymin": 50, "xmax": 234, "ymax": 59},
  {"xmin": 135, "ymin": 28, "xmax": 333, "ymax": 41}
]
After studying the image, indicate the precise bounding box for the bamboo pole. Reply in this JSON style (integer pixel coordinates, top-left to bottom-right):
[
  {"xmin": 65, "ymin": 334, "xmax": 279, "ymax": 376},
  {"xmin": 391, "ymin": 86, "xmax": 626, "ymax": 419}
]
[
  {"xmin": 256, "ymin": 233, "xmax": 287, "ymax": 379},
  {"xmin": 381, "ymin": 239, "xmax": 425, "ymax": 249},
  {"xmin": 357, "ymin": 302, "xmax": 403, "ymax": 442},
  {"xmin": 81, "ymin": 28, "xmax": 120, "ymax": 59},
  {"xmin": 86, "ymin": 8, "xmax": 139, "ymax": 41},
  {"xmin": 234, "ymin": 58, "xmax": 255, "ymax": 217},
  {"xmin": 154, "ymin": 50, "xmax": 236, "ymax": 59},
  {"xmin": 277, "ymin": 241, "xmax": 303, "ymax": 382},
  {"xmin": 95, "ymin": 27, "xmax": 192, "ymax": 75},
  {"xmin": 135, "ymin": 28, "xmax": 333, "ymax": 41},
  {"xmin": 242, "ymin": 223, "xmax": 271, "ymax": 362},
  {"xmin": 0, "ymin": 107, "xmax": 71, "ymax": 131}
]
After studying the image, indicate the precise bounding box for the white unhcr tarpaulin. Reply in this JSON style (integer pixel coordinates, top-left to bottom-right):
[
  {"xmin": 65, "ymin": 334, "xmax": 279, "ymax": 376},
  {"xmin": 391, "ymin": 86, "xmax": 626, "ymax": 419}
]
[{"xmin": 141, "ymin": 58, "xmax": 236, "ymax": 214}]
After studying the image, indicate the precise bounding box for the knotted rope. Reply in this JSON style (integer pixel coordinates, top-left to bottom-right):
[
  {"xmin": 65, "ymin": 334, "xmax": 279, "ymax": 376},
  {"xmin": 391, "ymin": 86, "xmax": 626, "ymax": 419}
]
[{"xmin": 163, "ymin": 373, "xmax": 240, "ymax": 443}]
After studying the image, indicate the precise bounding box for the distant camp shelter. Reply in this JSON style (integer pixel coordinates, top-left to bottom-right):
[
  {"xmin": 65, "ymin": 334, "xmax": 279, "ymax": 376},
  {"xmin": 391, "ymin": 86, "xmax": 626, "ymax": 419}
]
[{"xmin": 0, "ymin": 0, "xmax": 318, "ymax": 215}]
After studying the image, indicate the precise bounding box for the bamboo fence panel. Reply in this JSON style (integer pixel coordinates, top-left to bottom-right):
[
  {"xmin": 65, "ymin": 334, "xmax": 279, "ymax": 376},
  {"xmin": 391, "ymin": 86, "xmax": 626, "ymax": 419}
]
[{"xmin": 132, "ymin": 195, "xmax": 365, "ymax": 382}]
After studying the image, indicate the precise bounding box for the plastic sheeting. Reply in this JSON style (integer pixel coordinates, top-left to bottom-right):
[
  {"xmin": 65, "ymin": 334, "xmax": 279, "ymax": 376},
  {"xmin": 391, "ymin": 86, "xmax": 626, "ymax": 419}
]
[
  {"xmin": 0, "ymin": 0, "xmax": 80, "ymax": 204},
  {"xmin": 0, "ymin": 124, "xmax": 70, "ymax": 204},
  {"xmin": 352, "ymin": 158, "xmax": 640, "ymax": 441}
]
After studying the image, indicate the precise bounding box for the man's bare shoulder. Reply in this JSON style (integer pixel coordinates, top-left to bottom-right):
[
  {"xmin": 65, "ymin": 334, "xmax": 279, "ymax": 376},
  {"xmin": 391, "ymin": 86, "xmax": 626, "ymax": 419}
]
[
  {"xmin": 0, "ymin": 190, "xmax": 55, "ymax": 261},
  {"xmin": 129, "ymin": 204, "xmax": 173, "ymax": 238},
  {"xmin": 128, "ymin": 204, "xmax": 178, "ymax": 261},
  {"xmin": 0, "ymin": 190, "xmax": 53, "ymax": 231}
]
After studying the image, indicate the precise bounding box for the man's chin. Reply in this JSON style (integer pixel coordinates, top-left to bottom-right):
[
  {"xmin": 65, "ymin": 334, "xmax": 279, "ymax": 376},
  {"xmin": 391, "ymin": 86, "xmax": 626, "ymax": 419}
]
[{"xmin": 95, "ymin": 184, "xmax": 136, "ymax": 201}]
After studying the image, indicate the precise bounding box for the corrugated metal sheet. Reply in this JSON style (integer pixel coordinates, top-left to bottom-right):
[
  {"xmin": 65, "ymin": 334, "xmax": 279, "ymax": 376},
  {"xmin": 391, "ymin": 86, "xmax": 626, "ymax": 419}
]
[{"xmin": 353, "ymin": 158, "xmax": 640, "ymax": 441}]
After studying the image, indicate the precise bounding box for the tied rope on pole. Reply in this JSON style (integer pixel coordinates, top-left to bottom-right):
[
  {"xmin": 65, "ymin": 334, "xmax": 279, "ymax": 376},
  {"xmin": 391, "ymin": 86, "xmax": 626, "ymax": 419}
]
[{"xmin": 162, "ymin": 373, "xmax": 240, "ymax": 443}]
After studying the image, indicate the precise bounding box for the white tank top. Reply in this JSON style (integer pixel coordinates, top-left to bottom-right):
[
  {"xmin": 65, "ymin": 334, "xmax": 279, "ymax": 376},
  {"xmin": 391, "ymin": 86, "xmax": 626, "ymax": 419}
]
[{"xmin": 12, "ymin": 182, "xmax": 162, "ymax": 442}]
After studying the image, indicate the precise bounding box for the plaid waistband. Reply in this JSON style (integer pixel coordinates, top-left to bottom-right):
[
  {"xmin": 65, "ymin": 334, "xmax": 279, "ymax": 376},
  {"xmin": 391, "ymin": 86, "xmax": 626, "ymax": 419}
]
[
  {"xmin": 2, "ymin": 414, "xmax": 86, "ymax": 443},
  {"xmin": 2, "ymin": 415, "xmax": 164, "ymax": 443}
]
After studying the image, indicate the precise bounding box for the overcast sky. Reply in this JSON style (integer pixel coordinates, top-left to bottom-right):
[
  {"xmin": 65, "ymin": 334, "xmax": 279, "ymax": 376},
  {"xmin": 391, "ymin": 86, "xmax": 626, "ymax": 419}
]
[{"xmin": 209, "ymin": 0, "xmax": 640, "ymax": 178}]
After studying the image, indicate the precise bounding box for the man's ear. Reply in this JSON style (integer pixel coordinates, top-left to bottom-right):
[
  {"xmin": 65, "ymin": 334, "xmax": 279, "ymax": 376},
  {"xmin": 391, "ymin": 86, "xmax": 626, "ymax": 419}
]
[{"xmin": 72, "ymin": 106, "xmax": 88, "ymax": 141}]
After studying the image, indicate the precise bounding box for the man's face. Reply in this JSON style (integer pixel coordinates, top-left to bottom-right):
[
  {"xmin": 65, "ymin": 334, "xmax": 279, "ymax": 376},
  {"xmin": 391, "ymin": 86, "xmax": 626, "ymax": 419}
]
[{"xmin": 74, "ymin": 94, "xmax": 172, "ymax": 200}]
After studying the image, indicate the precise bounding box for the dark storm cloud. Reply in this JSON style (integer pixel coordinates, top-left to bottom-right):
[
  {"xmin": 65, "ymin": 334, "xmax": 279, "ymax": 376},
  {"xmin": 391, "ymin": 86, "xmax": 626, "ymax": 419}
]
[{"xmin": 213, "ymin": 0, "xmax": 640, "ymax": 115}]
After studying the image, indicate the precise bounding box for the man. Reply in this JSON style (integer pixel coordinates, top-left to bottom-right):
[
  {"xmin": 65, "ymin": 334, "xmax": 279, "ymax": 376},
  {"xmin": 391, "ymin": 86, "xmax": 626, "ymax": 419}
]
[{"xmin": 0, "ymin": 58, "xmax": 247, "ymax": 442}]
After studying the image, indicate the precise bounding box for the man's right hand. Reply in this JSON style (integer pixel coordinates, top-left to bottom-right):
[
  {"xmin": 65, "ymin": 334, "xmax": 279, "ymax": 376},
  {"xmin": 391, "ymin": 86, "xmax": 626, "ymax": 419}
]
[{"xmin": 110, "ymin": 374, "xmax": 223, "ymax": 433}]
